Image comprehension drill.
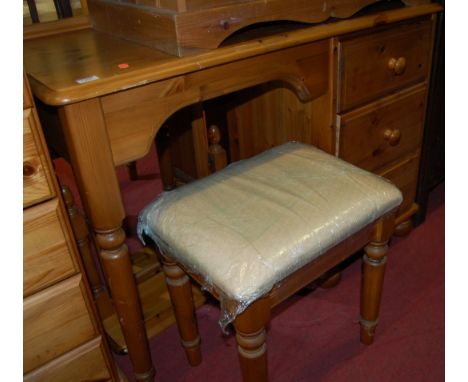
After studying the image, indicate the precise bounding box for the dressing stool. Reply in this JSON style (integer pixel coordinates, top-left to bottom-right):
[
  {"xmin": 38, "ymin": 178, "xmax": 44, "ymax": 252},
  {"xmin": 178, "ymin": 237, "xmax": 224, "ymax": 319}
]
[{"xmin": 138, "ymin": 142, "xmax": 403, "ymax": 381}]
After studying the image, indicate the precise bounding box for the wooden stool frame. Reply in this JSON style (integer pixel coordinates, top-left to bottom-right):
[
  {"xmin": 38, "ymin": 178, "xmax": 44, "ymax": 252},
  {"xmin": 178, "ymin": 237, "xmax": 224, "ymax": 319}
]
[{"xmin": 154, "ymin": 210, "xmax": 397, "ymax": 381}]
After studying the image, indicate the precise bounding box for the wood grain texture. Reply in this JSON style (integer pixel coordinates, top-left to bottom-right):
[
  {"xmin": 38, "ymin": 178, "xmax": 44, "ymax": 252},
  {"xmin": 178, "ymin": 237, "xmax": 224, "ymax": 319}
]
[
  {"xmin": 58, "ymin": 99, "xmax": 125, "ymax": 228},
  {"xmin": 122, "ymin": 0, "xmax": 430, "ymax": 12},
  {"xmin": 23, "ymin": 199, "xmax": 79, "ymax": 297},
  {"xmin": 59, "ymin": 100, "xmax": 154, "ymax": 381},
  {"xmin": 23, "ymin": 15, "xmax": 91, "ymax": 40},
  {"xmin": 337, "ymin": 17, "xmax": 433, "ymax": 111},
  {"xmin": 23, "ymin": 71, "xmax": 119, "ymax": 381},
  {"xmin": 101, "ymin": 40, "xmax": 328, "ymax": 165},
  {"xmin": 24, "ymin": 70, "xmax": 33, "ymax": 109},
  {"xmin": 23, "ymin": 108, "xmax": 56, "ymax": 208},
  {"xmin": 23, "ymin": 275, "xmax": 97, "ymax": 373},
  {"xmin": 102, "ymin": 270, "xmax": 205, "ymax": 351},
  {"xmin": 339, "ymin": 84, "xmax": 426, "ymax": 171},
  {"xmin": 88, "ymin": 0, "xmax": 432, "ymax": 56},
  {"xmin": 190, "ymin": 104, "xmax": 211, "ymax": 178},
  {"xmin": 378, "ymin": 152, "xmax": 420, "ymax": 216},
  {"xmin": 225, "ymin": 81, "xmax": 334, "ymax": 161},
  {"xmin": 23, "ymin": 336, "xmax": 111, "ymax": 382},
  {"xmin": 24, "ymin": 3, "xmax": 442, "ymax": 106}
]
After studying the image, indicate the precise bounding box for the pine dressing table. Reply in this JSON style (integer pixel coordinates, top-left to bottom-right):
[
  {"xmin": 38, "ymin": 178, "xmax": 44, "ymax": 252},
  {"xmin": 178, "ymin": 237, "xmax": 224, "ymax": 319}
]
[{"xmin": 24, "ymin": 2, "xmax": 442, "ymax": 380}]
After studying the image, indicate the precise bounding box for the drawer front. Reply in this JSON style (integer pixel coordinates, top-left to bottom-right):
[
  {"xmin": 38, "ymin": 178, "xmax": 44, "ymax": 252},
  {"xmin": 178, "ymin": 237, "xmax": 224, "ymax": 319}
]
[
  {"xmin": 23, "ymin": 275, "xmax": 97, "ymax": 373},
  {"xmin": 24, "ymin": 108, "xmax": 55, "ymax": 207},
  {"xmin": 379, "ymin": 152, "xmax": 420, "ymax": 214},
  {"xmin": 23, "ymin": 337, "xmax": 112, "ymax": 382},
  {"xmin": 23, "ymin": 198, "xmax": 78, "ymax": 297},
  {"xmin": 339, "ymin": 85, "xmax": 426, "ymax": 172},
  {"xmin": 338, "ymin": 19, "xmax": 433, "ymax": 112}
]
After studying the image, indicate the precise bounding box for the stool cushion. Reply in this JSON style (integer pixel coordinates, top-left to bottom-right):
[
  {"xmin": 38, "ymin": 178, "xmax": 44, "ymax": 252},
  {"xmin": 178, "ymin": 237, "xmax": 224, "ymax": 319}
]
[{"xmin": 138, "ymin": 142, "xmax": 402, "ymax": 324}]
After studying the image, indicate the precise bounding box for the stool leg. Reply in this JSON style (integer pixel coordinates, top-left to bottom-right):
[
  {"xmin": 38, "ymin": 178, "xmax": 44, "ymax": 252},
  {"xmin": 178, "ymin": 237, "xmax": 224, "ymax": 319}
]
[
  {"xmin": 234, "ymin": 298, "xmax": 271, "ymax": 382},
  {"xmin": 360, "ymin": 240, "xmax": 388, "ymax": 345},
  {"xmin": 162, "ymin": 258, "xmax": 202, "ymax": 366},
  {"xmin": 360, "ymin": 212, "xmax": 396, "ymax": 345}
]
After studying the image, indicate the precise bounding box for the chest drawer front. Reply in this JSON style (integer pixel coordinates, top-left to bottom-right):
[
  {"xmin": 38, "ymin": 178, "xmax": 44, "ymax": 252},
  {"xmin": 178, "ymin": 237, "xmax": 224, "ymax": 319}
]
[
  {"xmin": 338, "ymin": 85, "xmax": 426, "ymax": 172},
  {"xmin": 23, "ymin": 108, "xmax": 54, "ymax": 207},
  {"xmin": 23, "ymin": 336, "xmax": 112, "ymax": 382},
  {"xmin": 23, "ymin": 199, "xmax": 78, "ymax": 297},
  {"xmin": 338, "ymin": 19, "xmax": 433, "ymax": 112},
  {"xmin": 379, "ymin": 152, "xmax": 420, "ymax": 214},
  {"xmin": 23, "ymin": 275, "xmax": 97, "ymax": 373}
]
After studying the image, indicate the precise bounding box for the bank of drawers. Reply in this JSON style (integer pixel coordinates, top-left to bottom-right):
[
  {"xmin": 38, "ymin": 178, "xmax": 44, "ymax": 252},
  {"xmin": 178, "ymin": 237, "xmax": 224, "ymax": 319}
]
[
  {"xmin": 23, "ymin": 72, "xmax": 114, "ymax": 381},
  {"xmin": 337, "ymin": 17, "xmax": 434, "ymax": 216}
]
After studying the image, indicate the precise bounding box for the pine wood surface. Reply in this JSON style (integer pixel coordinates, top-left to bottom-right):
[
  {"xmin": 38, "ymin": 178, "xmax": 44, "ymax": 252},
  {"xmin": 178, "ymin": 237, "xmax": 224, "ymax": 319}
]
[
  {"xmin": 102, "ymin": 271, "xmax": 206, "ymax": 352},
  {"xmin": 378, "ymin": 151, "xmax": 421, "ymax": 215},
  {"xmin": 88, "ymin": 0, "xmax": 381, "ymax": 56},
  {"xmin": 99, "ymin": 39, "xmax": 328, "ymax": 166},
  {"xmin": 23, "ymin": 15, "xmax": 91, "ymax": 40},
  {"xmin": 337, "ymin": 17, "xmax": 433, "ymax": 112},
  {"xmin": 225, "ymin": 81, "xmax": 335, "ymax": 158},
  {"xmin": 24, "ymin": 3, "xmax": 442, "ymax": 106},
  {"xmin": 23, "ymin": 70, "xmax": 120, "ymax": 381},
  {"xmin": 23, "ymin": 275, "xmax": 98, "ymax": 373},
  {"xmin": 23, "ymin": 198, "xmax": 79, "ymax": 297},
  {"xmin": 23, "ymin": 336, "xmax": 111, "ymax": 382},
  {"xmin": 23, "ymin": 108, "xmax": 56, "ymax": 208},
  {"xmin": 88, "ymin": 0, "xmax": 432, "ymax": 56},
  {"xmin": 58, "ymin": 98, "xmax": 155, "ymax": 381},
  {"xmin": 338, "ymin": 84, "xmax": 426, "ymax": 172},
  {"xmin": 24, "ymin": 71, "xmax": 33, "ymax": 108}
]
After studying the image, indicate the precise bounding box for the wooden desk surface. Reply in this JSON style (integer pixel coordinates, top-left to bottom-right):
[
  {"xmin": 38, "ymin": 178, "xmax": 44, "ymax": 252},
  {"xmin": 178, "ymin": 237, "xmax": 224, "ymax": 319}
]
[{"xmin": 24, "ymin": 3, "xmax": 440, "ymax": 106}]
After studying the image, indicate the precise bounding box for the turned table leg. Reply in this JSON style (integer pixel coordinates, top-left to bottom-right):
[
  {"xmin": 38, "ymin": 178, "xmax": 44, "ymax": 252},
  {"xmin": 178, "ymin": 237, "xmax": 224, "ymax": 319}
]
[
  {"xmin": 59, "ymin": 99, "xmax": 155, "ymax": 381},
  {"xmin": 161, "ymin": 258, "xmax": 202, "ymax": 366},
  {"xmin": 234, "ymin": 298, "xmax": 271, "ymax": 382}
]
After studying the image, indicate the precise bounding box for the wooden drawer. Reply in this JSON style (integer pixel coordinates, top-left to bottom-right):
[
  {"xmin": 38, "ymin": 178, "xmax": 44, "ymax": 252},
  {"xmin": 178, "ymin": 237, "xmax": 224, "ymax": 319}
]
[
  {"xmin": 338, "ymin": 85, "xmax": 426, "ymax": 172},
  {"xmin": 23, "ymin": 198, "xmax": 79, "ymax": 297},
  {"xmin": 23, "ymin": 275, "xmax": 98, "ymax": 373},
  {"xmin": 338, "ymin": 18, "xmax": 433, "ymax": 112},
  {"xmin": 23, "ymin": 337, "xmax": 112, "ymax": 382},
  {"xmin": 378, "ymin": 152, "xmax": 420, "ymax": 214},
  {"xmin": 24, "ymin": 108, "xmax": 55, "ymax": 208}
]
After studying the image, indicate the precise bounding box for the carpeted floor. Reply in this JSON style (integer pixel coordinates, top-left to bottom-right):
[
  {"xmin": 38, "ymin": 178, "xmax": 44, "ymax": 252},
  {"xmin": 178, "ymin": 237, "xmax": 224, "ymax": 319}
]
[{"xmin": 55, "ymin": 146, "xmax": 444, "ymax": 382}]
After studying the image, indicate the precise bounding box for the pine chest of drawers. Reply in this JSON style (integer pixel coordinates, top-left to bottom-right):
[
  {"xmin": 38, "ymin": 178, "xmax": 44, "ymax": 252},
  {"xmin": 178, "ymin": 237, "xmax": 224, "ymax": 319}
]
[{"xmin": 23, "ymin": 71, "xmax": 118, "ymax": 381}]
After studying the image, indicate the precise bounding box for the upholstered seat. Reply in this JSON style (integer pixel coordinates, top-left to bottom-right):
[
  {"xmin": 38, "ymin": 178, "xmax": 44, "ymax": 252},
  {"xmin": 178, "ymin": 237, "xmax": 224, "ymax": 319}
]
[{"xmin": 138, "ymin": 142, "xmax": 402, "ymax": 326}]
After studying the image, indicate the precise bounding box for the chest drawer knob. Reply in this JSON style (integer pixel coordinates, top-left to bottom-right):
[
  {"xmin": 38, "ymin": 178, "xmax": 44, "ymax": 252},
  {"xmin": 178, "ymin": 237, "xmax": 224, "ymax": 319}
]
[
  {"xmin": 388, "ymin": 57, "xmax": 407, "ymax": 75},
  {"xmin": 384, "ymin": 128, "xmax": 402, "ymax": 146}
]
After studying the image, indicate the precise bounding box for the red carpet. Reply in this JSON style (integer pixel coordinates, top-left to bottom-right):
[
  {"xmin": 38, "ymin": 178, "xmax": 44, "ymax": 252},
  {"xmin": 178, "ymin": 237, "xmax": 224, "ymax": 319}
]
[{"xmin": 55, "ymin": 147, "xmax": 444, "ymax": 382}]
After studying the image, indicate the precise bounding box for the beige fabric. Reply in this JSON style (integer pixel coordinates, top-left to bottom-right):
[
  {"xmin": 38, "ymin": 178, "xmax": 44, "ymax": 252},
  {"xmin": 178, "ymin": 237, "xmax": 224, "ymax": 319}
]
[{"xmin": 138, "ymin": 142, "xmax": 402, "ymax": 326}]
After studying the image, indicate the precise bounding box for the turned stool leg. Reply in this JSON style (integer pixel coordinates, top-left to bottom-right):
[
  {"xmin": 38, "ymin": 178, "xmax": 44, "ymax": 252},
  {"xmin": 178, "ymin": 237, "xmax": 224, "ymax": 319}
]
[
  {"xmin": 234, "ymin": 298, "xmax": 271, "ymax": 382},
  {"xmin": 360, "ymin": 240, "xmax": 388, "ymax": 345},
  {"xmin": 162, "ymin": 258, "xmax": 202, "ymax": 366},
  {"xmin": 360, "ymin": 213, "xmax": 395, "ymax": 345}
]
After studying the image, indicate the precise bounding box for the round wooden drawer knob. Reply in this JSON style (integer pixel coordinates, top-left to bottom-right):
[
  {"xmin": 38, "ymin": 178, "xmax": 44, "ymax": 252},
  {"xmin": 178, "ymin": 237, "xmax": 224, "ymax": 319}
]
[
  {"xmin": 388, "ymin": 57, "xmax": 407, "ymax": 75},
  {"xmin": 384, "ymin": 129, "xmax": 401, "ymax": 146}
]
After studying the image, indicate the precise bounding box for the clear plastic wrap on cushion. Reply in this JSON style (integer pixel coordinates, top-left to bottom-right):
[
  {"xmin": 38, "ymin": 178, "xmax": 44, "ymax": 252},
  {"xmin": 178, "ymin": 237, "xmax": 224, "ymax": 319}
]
[{"xmin": 138, "ymin": 142, "xmax": 402, "ymax": 329}]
